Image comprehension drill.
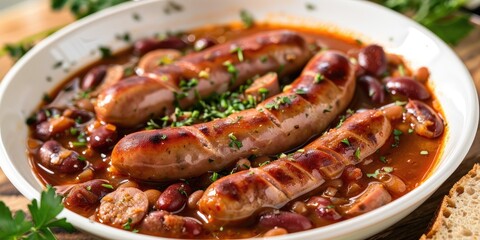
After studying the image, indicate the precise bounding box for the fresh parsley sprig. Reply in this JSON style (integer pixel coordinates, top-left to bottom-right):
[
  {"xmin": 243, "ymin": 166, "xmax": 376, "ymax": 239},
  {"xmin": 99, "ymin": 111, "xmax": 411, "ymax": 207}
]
[
  {"xmin": 51, "ymin": 0, "xmax": 129, "ymax": 19},
  {"xmin": 376, "ymin": 0, "xmax": 474, "ymax": 45},
  {"xmin": 0, "ymin": 186, "xmax": 74, "ymax": 240}
]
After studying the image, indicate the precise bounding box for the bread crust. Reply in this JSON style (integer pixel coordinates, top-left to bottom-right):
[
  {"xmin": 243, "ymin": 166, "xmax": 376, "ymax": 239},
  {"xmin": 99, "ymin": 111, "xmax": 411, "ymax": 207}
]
[{"xmin": 421, "ymin": 164, "xmax": 480, "ymax": 239}]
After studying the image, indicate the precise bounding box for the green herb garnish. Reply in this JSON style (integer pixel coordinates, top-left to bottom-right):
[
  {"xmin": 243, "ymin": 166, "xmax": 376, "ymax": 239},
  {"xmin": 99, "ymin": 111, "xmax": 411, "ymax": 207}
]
[
  {"xmin": 228, "ymin": 133, "xmax": 243, "ymax": 149},
  {"xmin": 0, "ymin": 186, "xmax": 74, "ymax": 239}
]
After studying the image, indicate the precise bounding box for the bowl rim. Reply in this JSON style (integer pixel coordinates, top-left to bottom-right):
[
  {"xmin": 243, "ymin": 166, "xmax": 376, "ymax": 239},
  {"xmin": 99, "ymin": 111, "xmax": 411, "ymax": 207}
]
[{"xmin": 0, "ymin": 0, "xmax": 478, "ymax": 239}]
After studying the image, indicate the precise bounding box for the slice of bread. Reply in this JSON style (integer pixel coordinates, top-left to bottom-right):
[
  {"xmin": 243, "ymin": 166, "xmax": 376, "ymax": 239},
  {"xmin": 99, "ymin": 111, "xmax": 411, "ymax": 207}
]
[{"xmin": 421, "ymin": 164, "xmax": 480, "ymax": 239}]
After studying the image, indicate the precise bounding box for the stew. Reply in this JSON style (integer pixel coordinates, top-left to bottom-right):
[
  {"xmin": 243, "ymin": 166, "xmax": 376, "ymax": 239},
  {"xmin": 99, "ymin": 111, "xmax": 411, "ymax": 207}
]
[{"xmin": 26, "ymin": 22, "xmax": 445, "ymax": 239}]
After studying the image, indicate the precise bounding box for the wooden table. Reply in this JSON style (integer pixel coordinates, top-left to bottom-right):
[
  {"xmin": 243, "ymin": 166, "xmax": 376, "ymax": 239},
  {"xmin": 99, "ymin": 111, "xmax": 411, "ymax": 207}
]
[{"xmin": 1, "ymin": 1, "xmax": 479, "ymax": 239}]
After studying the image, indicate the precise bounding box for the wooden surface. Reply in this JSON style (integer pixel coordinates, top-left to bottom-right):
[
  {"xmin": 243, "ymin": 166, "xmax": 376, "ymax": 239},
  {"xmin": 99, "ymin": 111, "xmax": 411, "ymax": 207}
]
[{"xmin": 0, "ymin": 1, "xmax": 479, "ymax": 239}]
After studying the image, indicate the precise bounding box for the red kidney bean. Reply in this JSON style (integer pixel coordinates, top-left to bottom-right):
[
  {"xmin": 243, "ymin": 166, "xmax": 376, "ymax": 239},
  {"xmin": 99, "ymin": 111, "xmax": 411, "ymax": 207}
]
[
  {"xmin": 134, "ymin": 37, "xmax": 189, "ymax": 55},
  {"xmin": 194, "ymin": 37, "xmax": 217, "ymax": 51},
  {"xmin": 258, "ymin": 211, "xmax": 312, "ymax": 233},
  {"xmin": 405, "ymin": 100, "xmax": 444, "ymax": 138},
  {"xmin": 306, "ymin": 196, "xmax": 341, "ymax": 221},
  {"xmin": 358, "ymin": 44, "xmax": 387, "ymax": 76},
  {"xmin": 384, "ymin": 76, "xmax": 431, "ymax": 100},
  {"xmin": 81, "ymin": 65, "xmax": 108, "ymax": 90},
  {"xmin": 63, "ymin": 109, "xmax": 94, "ymax": 124},
  {"xmin": 35, "ymin": 116, "xmax": 75, "ymax": 140},
  {"xmin": 88, "ymin": 125, "xmax": 118, "ymax": 150},
  {"xmin": 64, "ymin": 179, "xmax": 113, "ymax": 208},
  {"xmin": 139, "ymin": 211, "xmax": 202, "ymax": 237},
  {"xmin": 156, "ymin": 183, "xmax": 192, "ymax": 213},
  {"xmin": 358, "ymin": 75, "xmax": 386, "ymax": 103},
  {"xmin": 318, "ymin": 51, "xmax": 351, "ymax": 81},
  {"xmin": 306, "ymin": 196, "xmax": 331, "ymax": 209},
  {"xmin": 342, "ymin": 165, "xmax": 363, "ymax": 181},
  {"xmin": 38, "ymin": 140, "xmax": 86, "ymax": 173}
]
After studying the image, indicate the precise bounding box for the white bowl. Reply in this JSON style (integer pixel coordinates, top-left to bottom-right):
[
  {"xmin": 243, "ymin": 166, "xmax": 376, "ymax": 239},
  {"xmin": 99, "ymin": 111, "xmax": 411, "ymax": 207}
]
[{"xmin": 0, "ymin": 0, "xmax": 478, "ymax": 239}]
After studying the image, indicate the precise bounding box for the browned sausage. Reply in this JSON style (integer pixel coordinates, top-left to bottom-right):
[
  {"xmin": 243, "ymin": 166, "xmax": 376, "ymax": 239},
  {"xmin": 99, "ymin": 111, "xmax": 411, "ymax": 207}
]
[
  {"xmin": 95, "ymin": 30, "xmax": 312, "ymax": 127},
  {"xmin": 197, "ymin": 109, "xmax": 392, "ymax": 223},
  {"xmin": 111, "ymin": 50, "xmax": 356, "ymax": 181},
  {"xmin": 97, "ymin": 187, "xmax": 148, "ymax": 228}
]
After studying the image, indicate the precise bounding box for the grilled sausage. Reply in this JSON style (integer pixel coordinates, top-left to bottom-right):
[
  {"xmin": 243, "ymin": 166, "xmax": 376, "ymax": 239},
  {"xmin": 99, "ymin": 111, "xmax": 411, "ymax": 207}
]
[
  {"xmin": 197, "ymin": 109, "xmax": 393, "ymax": 223},
  {"xmin": 111, "ymin": 50, "xmax": 356, "ymax": 181},
  {"xmin": 95, "ymin": 30, "xmax": 312, "ymax": 127}
]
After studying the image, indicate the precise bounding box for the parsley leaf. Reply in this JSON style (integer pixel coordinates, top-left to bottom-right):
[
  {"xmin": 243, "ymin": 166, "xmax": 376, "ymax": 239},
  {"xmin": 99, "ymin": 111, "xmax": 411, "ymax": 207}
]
[
  {"xmin": 376, "ymin": 0, "xmax": 473, "ymax": 45},
  {"xmin": 0, "ymin": 186, "xmax": 74, "ymax": 239}
]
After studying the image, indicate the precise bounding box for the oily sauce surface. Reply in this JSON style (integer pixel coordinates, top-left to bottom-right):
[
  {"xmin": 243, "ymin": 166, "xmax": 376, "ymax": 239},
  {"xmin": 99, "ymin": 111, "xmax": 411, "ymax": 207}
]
[{"xmin": 27, "ymin": 23, "xmax": 443, "ymax": 239}]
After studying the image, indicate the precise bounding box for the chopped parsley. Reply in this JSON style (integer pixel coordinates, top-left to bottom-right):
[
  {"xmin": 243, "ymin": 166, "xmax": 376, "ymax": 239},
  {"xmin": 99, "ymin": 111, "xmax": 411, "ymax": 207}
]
[
  {"xmin": 53, "ymin": 61, "xmax": 63, "ymax": 69},
  {"xmin": 239, "ymin": 9, "xmax": 254, "ymax": 28},
  {"xmin": 259, "ymin": 161, "xmax": 271, "ymax": 167},
  {"xmin": 77, "ymin": 156, "xmax": 86, "ymax": 162},
  {"xmin": 210, "ymin": 172, "xmax": 219, "ymax": 182},
  {"xmin": 101, "ymin": 184, "xmax": 114, "ymax": 189},
  {"xmin": 314, "ymin": 73, "xmax": 324, "ymax": 83},
  {"xmin": 265, "ymin": 96, "xmax": 295, "ymax": 110},
  {"xmin": 295, "ymin": 88, "xmax": 307, "ymax": 95},
  {"xmin": 367, "ymin": 167, "xmax": 394, "ymax": 178},
  {"xmin": 98, "ymin": 46, "xmax": 112, "ymax": 59},
  {"xmin": 123, "ymin": 218, "xmax": 132, "ymax": 230},
  {"xmin": 354, "ymin": 147, "xmax": 361, "ymax": 159},
  {"xmin": 260, "ymin": 55, "xmax": 268, "ymax": 63},
  {"xmin": 223, "ymin": 61, "xmax": 238, "ymax": 86},
  {"xmin": 392, "ymin": 129, "xmax": 403, "ymax": 148},
  {"xmin": 228, "ymin": 133, "xmax": 243, "ymax": 149},
  {"xmin": 231, "ymin": 46, "xmax": 244, "ymax": 62},
  {"xmin": 341, "ymin": 138, "xmax": 351, "ymax": 146},
  {"xmin": 380, "ymin": 156, "xmax": 387, "ymax": 163},
  {"xmin": 145, "ymin": 119, "xmax": 162, "ymax": 130}
]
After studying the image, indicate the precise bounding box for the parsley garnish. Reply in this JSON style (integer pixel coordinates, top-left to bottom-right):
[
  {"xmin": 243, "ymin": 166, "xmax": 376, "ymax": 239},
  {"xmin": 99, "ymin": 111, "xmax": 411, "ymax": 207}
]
[
  {"xmin": 354, "ymin": 147, "xmax": 361, "ymax": 159},
  {"xmin": 314, "ymin": 73, "xmax": 324, "ymax": 83},
  {"xmin": 0, "ymin": 186, "xmax": 74, "ymax": 239},
  {"xmin": 228, "ymin": 133, "xmax": 243, "ymax": 149},
  {"xmin": 341, "ymin": 138, "xmax": 350, "ymax": 146},
  {"xmin": 259, "ymin": 161, "xmax": 271, "ymax": 167},
  {"xmin": 210, "ymin": 172, "xmax": 220, "ymax": 182},
  {"xmin": 101, "ymin": 184, "xmax": 114, "ymax": 189},
  {"xmin": 295, "ymin": 88, "xmax": 307, "ymax": 95},
  {"xmin": 123, "ymin": 218, "xmax": 132, "ymax": 230},
  {"xmin": 231, "ymin": 46, "xmax": 244, "ymax": 62},
  {"xmin": 376, "ymin": 0, "xmax": 473, "ymax": 45},
  {"xmin": 145, "ymin": 119, "xmax": 162, "ymax": 130},
  {"xmin": 392, "ymin": 129, "xmax": 403, "ymax": 148},
  {"xmin": 98, "ymin": 46, "xmax": 112, "ymax": 59},
  {"xmin": 367, "ymin": 166, "xmax": 394, "ymax": 178},
  {"xmin": 239, "ymin": 9, "xmax": 254, "ymax": 28},
  {"xmin": 223, "ymin": 61, "xmax": 238, "ymax": 86}
]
